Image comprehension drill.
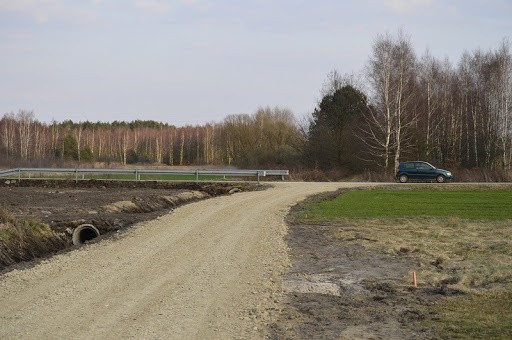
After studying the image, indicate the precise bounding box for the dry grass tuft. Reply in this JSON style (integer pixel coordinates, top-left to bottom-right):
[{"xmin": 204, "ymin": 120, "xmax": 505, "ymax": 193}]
[{"xmin": 0, "ymin": 209, "xmax": 68, "ymax": 270}]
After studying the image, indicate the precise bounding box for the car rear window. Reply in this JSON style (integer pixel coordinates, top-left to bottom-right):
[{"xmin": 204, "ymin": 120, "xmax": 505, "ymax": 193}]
[{"xmin": 403, "ymin": 163, "xmax": 414, "ymax": 169}]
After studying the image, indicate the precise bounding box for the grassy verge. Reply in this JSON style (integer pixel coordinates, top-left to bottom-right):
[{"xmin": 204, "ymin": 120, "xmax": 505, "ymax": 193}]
[{"xmin": 294, "ymin": 185, "xmax": 512, "ymax": 339}]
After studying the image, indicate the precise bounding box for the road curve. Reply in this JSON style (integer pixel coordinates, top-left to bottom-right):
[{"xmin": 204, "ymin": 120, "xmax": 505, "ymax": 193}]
[{"xmin": 0, "ymin": 182, "xmax": 372, "ymax": 339}]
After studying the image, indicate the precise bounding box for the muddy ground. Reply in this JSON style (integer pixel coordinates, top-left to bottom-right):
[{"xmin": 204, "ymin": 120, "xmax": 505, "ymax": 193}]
[{"xmin": 2, "ymin": 181, "xmax": 444, "ymax": 339}]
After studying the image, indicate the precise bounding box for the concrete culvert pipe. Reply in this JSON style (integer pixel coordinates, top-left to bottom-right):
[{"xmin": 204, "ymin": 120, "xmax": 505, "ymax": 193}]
[{"xmin": 72, "ymin": 224, "xmax": 100, "ymax": 245}]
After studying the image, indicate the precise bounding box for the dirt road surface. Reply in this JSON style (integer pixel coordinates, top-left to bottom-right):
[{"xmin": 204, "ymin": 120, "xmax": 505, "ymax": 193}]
[{"xmin": 0, "ymin": 182, "xmax": 368, "ymax": 339}]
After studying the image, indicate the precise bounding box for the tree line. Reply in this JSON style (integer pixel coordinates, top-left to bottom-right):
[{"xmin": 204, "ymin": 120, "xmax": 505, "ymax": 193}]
[
  {"xmin": 306, "ymin": 32, "xmax": 511, "ymax": 173},
  {"xmin": 0, "ymin": 107, "xmax": 301, "ymax": 168},
  {"xmin": 1, "ymin": 32, "xmax": 511, "ymax": 175}
]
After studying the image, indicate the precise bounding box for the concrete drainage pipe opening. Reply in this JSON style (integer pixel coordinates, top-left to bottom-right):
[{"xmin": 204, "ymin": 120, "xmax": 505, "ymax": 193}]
[{"xmin": 72, "ymin": 224, "xmax": 100, "ymax": 245}]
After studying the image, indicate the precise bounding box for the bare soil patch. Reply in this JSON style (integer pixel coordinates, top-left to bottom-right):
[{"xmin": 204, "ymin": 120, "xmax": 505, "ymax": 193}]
[{"xmin": 268, "ymin": 223, "xmax": 443, "ymax": 339}]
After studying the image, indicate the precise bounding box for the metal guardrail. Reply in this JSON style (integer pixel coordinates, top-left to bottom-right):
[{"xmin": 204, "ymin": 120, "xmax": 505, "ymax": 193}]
[{"xmin": 0, "ymin": 168, "xmax": 289, "ymax": 183}]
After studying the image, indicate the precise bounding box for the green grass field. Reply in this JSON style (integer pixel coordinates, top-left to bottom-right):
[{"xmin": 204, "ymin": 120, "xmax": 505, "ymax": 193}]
[
  {"xmin": 296, "ymin": 185, "xmax": 512, "ymax": 339},
  {"xmin": 300, "ymin": 188, "xmax": 512, "ymax": 221}
]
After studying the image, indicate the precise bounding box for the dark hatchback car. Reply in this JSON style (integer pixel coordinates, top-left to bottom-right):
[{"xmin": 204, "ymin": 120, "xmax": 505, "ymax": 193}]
[{"xmin": 395, "ymin": 161, "xmax": 453, "ymax": 183}]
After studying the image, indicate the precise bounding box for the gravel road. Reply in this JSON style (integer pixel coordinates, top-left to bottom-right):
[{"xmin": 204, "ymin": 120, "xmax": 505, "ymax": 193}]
[{"xmin": 0, "ymin": 182, "xmax": 367, "ymax": 339}]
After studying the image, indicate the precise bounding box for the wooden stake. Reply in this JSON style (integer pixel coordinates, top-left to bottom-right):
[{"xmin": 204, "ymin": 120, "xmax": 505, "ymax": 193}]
[{"xmin": 413, "ymin": 271, "xmax": 418, "ymax": 288}]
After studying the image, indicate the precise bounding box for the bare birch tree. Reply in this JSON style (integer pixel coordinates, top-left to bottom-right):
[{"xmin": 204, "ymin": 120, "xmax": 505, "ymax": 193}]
[
  {"xmin": 364, "ymin": 32, "xmax": 418, "ymax": 170},
  {"xmin": 1, "ymin": 112, "xmax": 16, "ymax": 159},
  {"xmin": 493, "ymin": 40, "xmax": 512, "ymax": 168},
  {"xmin": 16, "ymin": 110, "xmax": 35, "ymax": 160}
]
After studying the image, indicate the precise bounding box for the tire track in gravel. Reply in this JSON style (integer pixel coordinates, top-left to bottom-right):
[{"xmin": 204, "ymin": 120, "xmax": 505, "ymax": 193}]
[{"xmin": 0, "ymin": 182, "xmax": 370, "ymax": 339}]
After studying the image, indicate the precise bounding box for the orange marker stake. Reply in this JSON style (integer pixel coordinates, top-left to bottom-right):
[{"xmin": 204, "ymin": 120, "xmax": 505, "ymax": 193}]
[{"xmin": 413, "ymin": 271, "xmax": 418, "ymax": 288}]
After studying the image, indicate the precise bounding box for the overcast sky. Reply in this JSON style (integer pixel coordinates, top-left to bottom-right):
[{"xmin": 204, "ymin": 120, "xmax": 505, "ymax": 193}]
[{"xmin": 1, "ymin": 0, "xmax": 511, "ymax": 126}]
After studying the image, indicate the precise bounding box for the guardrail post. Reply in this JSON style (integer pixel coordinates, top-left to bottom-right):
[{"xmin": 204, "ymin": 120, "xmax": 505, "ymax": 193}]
[
  {"xmin": 18, "ymin": 169, "xmax": 21, "ymax": 181},
  {"xmin": 195, "ymin": 170, "xmax": 199, "ymax": 184},
  {"xmin": 257, "ymin": 170, "xmax": 267, "ymax": 185},
  {"xmin": 75, "ymin": 169, "xmax": 78, "ymax": 183},
  {"xmin": 135, "ymin": 170, "xmax": 139, "ymax": 181}
]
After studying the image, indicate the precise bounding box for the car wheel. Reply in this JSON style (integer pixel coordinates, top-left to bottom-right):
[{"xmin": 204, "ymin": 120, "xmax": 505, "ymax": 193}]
[
  {"xmin": 436, "ymin": 175, "xmax": 445, "ymax": 183},
  {"xmin": 399, "ymin": 174, "xmax": 408, "ymax": 183}
]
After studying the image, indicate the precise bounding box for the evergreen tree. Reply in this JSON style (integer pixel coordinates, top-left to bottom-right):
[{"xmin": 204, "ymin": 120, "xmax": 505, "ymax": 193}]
[{"xmin": 306, "ymin": 85, "xmax": 369, "ymax": 170}]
